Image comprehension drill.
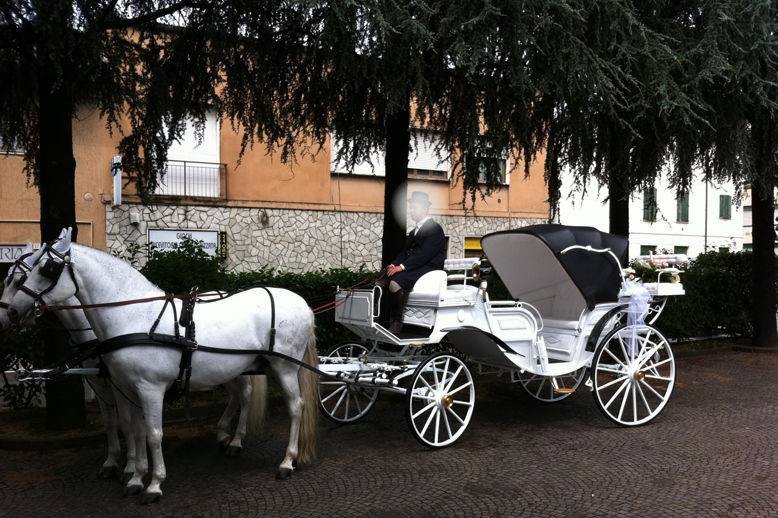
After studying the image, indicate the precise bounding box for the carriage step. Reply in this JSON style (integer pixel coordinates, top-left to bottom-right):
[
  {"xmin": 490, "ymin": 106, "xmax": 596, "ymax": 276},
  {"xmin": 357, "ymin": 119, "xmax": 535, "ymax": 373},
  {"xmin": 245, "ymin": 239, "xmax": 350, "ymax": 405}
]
[{"xmin": 554, "ymin": 387, "xmax": 576, "ymax": 394}]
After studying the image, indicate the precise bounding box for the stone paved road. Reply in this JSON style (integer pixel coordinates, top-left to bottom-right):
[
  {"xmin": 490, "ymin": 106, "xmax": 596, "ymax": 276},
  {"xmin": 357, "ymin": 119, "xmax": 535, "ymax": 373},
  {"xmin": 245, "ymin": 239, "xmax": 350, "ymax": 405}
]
[{"xmin": 1, "ymin": 348, "xmax": 776, "ymax": 517}]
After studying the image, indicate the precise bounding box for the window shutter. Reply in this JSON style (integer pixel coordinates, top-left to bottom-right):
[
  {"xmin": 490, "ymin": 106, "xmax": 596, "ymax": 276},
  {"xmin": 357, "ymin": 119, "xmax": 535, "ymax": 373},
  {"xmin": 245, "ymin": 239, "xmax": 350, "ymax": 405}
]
[
  {"xmin": 676, "ymin": 193, "xmax": 689, "ymax": 223},
  {"xmin": 719, "ymin": 195, "xmax": 732, "ymax": 219}
]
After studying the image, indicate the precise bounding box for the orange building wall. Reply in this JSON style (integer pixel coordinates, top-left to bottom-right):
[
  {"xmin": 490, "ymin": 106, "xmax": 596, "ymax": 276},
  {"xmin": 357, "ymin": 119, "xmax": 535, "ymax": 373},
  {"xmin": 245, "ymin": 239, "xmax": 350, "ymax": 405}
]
[
  {"xmin": 0, "ymin": 107, "xmax": 115, "ymax": 248},
  {"xmin": 1, "ymin": 112, "xmax": 549, "ymax": 251}
]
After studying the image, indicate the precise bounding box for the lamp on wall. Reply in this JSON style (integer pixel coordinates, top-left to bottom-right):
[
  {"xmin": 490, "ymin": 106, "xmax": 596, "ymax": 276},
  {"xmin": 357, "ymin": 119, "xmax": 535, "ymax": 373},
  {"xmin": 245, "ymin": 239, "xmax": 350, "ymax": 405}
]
[{"xmin": 260, "ymin": 210, "xmax": 270, "ymax": 227}]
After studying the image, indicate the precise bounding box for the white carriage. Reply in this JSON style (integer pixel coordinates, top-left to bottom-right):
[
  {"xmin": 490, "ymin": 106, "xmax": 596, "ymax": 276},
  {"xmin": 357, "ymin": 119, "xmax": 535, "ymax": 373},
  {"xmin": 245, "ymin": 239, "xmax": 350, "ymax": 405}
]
[{"xmin": 318, "ymin": 224, "xmax": 682, "ymax": 448}]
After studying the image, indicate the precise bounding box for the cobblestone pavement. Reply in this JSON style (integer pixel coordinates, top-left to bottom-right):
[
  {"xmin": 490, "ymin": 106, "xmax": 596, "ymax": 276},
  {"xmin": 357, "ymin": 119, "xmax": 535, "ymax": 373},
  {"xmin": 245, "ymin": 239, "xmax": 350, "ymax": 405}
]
[{"xmin": 1, "ymin": 349, "xmax": 776, "ymax": 517}]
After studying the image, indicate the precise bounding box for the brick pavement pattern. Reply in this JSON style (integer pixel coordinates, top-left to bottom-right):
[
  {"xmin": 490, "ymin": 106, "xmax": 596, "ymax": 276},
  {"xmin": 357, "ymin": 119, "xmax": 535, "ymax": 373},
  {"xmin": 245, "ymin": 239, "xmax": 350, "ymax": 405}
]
[{"xmin": 0, "ymin": 349, "xmax": 776, "ymax": 517}]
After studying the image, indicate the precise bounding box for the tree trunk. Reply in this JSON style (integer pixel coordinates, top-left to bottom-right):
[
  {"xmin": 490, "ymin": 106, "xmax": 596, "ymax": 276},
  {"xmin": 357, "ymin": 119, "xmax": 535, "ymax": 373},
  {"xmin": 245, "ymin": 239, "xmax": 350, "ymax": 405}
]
[
  {"xmin": 381, "ymin": 100, "xmax": 411, "ymax": 267},
  {"xmin": 750, "ymin": 178, "xmax": 777, "ymax": 348},
  {"xmin": 608, "ymin": 173, "xmax": 630, "ymax": 237},
  {"xmin": 37, "ymin": 67, "xmax": 85, "ymax": 429}
]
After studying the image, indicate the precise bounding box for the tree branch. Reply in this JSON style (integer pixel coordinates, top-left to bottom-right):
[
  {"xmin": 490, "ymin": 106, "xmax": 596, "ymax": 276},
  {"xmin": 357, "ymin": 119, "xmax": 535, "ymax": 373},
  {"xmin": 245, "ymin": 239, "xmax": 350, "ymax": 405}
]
[{"xmin": 99, "ymin": 0, "xmax": 207, "ymax": 30}]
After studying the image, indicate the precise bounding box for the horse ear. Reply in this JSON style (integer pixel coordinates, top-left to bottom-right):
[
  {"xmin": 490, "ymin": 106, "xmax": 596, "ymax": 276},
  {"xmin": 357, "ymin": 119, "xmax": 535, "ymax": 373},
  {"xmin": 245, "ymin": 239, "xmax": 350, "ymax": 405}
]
[{"xmin": 53, "ymin": 227, "xmax": 72, "ymax": 253}]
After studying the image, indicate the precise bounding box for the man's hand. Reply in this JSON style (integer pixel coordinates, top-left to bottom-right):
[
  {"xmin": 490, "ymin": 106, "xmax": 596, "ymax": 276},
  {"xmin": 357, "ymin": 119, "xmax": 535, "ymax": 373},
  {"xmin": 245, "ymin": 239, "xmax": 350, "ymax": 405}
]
[{"xmin": 386, "ymin": 264, "xmax": 402, "ymax": 276}]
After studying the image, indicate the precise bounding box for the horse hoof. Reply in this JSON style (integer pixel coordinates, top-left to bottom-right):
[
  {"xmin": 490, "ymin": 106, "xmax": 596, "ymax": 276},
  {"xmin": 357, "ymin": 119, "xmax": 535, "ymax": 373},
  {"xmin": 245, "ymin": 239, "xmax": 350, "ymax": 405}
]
[
  {"xmin": 292, "ymin": 459, "xmax": 298, "ymax": 468},
  {"xmin": 218, "ymin": 437, "xmax": 232, "ymax": 451},
  {"xmin": 140, "ymin": 491, "xmax": 161, "ymax": 505},
  {"xmin": 123, "ymin": 484, "xmax": 144, "ymax": 497},
  {"xmin": 225, "ymin": 446, "xmax": 242, "ymax": 458},
  {"xmin": 121, "ymin": 472, "xmax": 134, "ymax": 484},
  {"xmin": 98, "ymin": 465, "xmax": 119, "ymax": 479},
  {"xmin": 275, "ymin": 467, "xmax": 293, "ymax": 480}
]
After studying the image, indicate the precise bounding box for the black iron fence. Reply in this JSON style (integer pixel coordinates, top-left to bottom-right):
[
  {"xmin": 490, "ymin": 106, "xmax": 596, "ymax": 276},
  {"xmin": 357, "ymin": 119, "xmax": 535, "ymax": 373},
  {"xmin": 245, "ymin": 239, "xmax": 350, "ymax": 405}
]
[{"xmin": 155, "ymin": 160, "xmax": 226, "ymax": 198}]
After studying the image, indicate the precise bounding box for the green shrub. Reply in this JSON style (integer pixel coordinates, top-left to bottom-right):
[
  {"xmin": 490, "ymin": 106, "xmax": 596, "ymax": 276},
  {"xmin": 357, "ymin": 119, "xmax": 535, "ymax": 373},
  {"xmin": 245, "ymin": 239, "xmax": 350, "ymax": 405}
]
[{"xmin": 652, "ymin": 251, "xmax": 755, "ymax": 339}]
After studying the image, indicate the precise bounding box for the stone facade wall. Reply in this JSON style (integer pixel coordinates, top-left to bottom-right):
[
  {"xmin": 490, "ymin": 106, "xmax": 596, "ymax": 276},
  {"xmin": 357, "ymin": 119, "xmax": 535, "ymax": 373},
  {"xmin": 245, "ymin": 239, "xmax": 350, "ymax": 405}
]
[{"xmin": 106, "ymin": 203, "xmax": 544, "ymax": 272}]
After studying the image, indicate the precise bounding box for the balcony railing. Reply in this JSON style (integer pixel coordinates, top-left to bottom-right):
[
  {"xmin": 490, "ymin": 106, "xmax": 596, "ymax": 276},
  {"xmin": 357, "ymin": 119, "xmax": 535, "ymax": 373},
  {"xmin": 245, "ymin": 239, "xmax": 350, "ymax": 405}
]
[{"xmin": 155, "ymin": 160, "xmax": 227, "ymax": 199}]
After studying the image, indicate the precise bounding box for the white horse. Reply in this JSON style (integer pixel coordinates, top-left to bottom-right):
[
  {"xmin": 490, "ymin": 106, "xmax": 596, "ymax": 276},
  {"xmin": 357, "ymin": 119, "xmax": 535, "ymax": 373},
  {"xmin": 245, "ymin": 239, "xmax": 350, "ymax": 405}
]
[
  {"xmin": 0, "ymin": 243, "xmax": 135, "ymax": 479},
  {"xmin": 0, "ymin": 243, "xmax": 263, "ymax": 483},
  {"xmin": 8, "ymin": 229, "xmax": 319, "ymax": 504}
]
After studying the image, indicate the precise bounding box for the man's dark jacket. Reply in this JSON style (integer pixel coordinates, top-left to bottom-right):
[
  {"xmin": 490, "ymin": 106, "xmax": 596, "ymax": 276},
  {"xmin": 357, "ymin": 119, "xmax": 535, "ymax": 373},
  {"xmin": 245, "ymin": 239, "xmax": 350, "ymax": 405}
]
[{"xmin": 390, "ymin": 218, "xmax": 447, "ymax": 290}]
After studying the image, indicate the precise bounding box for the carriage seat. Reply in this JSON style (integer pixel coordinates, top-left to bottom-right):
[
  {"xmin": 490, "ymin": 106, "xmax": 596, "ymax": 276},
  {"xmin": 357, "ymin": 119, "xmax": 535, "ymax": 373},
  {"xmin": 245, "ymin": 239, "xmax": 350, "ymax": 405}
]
[{"xmin": 405, "ymin": 270, "xmax": 448, "ymax": 305}]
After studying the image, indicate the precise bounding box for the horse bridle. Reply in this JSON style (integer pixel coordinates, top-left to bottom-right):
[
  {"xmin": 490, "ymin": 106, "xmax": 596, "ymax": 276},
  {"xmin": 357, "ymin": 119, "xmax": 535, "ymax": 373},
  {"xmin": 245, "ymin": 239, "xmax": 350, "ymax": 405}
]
[
  {"xmin": 0, "ymin": 251, "xmax": 36, "ymax": 311},
  {"xmin": 15, "ymin": 245, "xmax": 79, "ymax": 314}
]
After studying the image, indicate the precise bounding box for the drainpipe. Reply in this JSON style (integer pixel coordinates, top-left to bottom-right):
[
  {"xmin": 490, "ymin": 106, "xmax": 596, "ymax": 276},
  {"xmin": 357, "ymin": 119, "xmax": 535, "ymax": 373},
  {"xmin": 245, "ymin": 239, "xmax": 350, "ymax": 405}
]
[{"xmin": 704, "ymin": 178, "xmax": 709, "ymax": 251}]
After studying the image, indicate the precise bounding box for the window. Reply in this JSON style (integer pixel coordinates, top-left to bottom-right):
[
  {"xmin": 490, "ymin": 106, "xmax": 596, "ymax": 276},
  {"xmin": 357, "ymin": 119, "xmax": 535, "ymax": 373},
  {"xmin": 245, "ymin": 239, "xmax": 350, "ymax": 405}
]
[
  {"xmin": 743, "ymin": 243, "xmax": 753, "ymax": 251},
  {"xmin": 464, "ymin": 237, "xmax": 482, "ymax": 258},
  {"xmin": 719, "ymin": 195, "xmax": 732, "ymax": 219},
  {"xmin": 331, "ymin": 129, "xmax": 450, "ymax": 180},
  {"xmin": 475, "ymin": 157, "xmax": 508, "ymax": 184},
  {"xmin": 676, "ymin": 192, "xmax": 689, "ymax": 223},
  {"xmin": 640, "ymin": 245, "xmax": 657, "ymax": 256},
  {"xmin": 719, "ymin": 246, "xmax": 730, "ymax": 253},
  {"xmin": 157, "ymin": 111, "xmax": 223, "ymax": 198},
  {"xmin": 408, "ymin": 130, "xmax": 449, "ymax": 180},
  {"xmin": 643, "ymin": 189, "xmax": 658, "ymax": 222},
  {"xmin": 674, "ymin": 246, "xmax": 689, "ymax": 255}
]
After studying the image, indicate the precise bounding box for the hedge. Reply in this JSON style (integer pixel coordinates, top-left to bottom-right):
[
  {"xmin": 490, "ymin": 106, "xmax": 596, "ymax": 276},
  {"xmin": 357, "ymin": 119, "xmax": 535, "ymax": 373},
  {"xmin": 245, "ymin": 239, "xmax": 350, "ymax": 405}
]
[{"xmin": 0, "ymin": 242, "xmax": 762, "ymax": 410}]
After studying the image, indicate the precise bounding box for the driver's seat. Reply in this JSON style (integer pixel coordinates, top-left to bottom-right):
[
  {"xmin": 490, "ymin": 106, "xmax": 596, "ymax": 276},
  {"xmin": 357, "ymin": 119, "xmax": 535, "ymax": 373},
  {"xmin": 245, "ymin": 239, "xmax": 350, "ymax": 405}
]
[{"xmin": 402, "ymin": 270, "xmax": 448, "ymax": 328}]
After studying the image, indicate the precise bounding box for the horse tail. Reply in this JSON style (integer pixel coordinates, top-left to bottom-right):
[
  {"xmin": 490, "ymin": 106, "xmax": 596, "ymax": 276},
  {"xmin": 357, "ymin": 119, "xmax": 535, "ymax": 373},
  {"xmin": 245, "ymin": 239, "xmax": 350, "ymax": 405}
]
[
  {"xmin": 246, "ymin": 375, "xmax": 267, "ymax": 437},
  {"xmin": 297, "ymin": 328, "xmax": 319, "ymax": 464}
]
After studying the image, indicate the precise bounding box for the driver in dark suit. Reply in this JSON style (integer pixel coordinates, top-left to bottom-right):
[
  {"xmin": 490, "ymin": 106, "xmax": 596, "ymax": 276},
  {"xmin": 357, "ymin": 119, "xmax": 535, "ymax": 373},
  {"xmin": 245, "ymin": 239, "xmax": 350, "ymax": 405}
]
[{"xmin": 380, "ymin": 191, "xmax": 447, "ymax": 333}]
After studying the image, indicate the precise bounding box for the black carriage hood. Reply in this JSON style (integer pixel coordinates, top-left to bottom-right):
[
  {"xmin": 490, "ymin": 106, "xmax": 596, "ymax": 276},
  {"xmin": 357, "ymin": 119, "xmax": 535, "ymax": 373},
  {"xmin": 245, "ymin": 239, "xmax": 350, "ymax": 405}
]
[{"xmin": 480, "ymin": 224, "xmax": 628, "ymax": 310}]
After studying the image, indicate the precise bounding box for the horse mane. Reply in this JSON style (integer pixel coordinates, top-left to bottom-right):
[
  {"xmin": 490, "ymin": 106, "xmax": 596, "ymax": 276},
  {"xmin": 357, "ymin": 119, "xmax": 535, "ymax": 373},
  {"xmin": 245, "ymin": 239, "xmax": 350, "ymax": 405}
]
[{"xmin": 71, "ymin": 243, "xmax": 164, "ymax": 294}]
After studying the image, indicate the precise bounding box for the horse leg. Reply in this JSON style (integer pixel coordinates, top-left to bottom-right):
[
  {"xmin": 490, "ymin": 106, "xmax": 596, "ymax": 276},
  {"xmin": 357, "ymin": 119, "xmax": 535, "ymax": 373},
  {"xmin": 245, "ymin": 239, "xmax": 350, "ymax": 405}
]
[
  {"xmin": 224, "ymin": 376, "xmax": 253, "ymax": 457},
  {"xmin": 138, "ymin": 383, "xmax": 167, "ymax": 504},
  {"xmin": 115, "ymin": 394, "xmax": 137, "ymax": 484},
  {"xmin": 267, "ymin": 359, "xmax": 303, "ymax": 480},
  {"xmin": 124, "ymin": 405, "xmax": 147, "ymax": 496},
  {"xmin": 216, "ymin": 380, "xmax": 241, "ymax": 451},
  {"xmin": 90, "ymin": 377, "xmax": 121, "ymax": 480}
]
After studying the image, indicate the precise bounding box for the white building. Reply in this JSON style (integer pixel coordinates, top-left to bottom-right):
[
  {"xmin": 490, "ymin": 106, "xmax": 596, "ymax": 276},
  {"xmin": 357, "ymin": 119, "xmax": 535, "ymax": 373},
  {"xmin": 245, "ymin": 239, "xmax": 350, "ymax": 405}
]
[{"xmin": 557, "ymin": 171, "xmax": 743, "ymax": 258}]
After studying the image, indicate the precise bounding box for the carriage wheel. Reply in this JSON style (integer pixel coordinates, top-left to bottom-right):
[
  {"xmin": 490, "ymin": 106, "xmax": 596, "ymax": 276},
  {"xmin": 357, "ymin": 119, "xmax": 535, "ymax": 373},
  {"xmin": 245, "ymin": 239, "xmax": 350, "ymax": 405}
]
[
  {"xmin": 591, "ymin": 324, "xmax": 675, "ymax": 426},
  {"xmin": 516, "ymin": 367, "xmax": 587, "ymax": 403},
  {"xmin": 319, "ymin": 343, "xmax": 379, "ymax": 424},
  {"xmin": 406, "ymin": 352, "xmax": 475, "ymax": 448}
]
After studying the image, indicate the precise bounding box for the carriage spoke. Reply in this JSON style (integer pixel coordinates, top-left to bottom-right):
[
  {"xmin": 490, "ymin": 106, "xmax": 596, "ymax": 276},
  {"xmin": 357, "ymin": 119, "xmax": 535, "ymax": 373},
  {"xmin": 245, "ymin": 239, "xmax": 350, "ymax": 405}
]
[
  {"xmin": 617, "ymin": 381, "xmax": 630, "ymax": 421},
  {"xmin": 597, "ymin": 365, "xmax": 625, "ymax": 375},
  {"xmin": 636, "ymin": 382, "xmax": 653, "ymax": 414},
  {"xmin": 412, "ymin": 394, "xmax": 437, "ymax": 402},
  {"xmin": 412, "ymin": 401, "xmax": 437, "ymax": 420},
  {"xmin": 448, "ymin": 380, "xmax": 473, "ymax": 396},
  {"xmin": 331, "ymin": 387, "xmax": 348, "ymax": 415},
  {"xmin": 642, "ymin": 358, "xmax": 672, "ymax": 371},
  {"xmin": 420, "ymin": 405, "xmax": 438, "ymax": 437},
  {"xmin": 603, "ymin": 377, "xmax": 631, "ymax": 410},
  {"xmin": 442, "ymin": 405, "xmax": 453, "ymax": 439},
  {"xmin": 446, "ymin": 406, "xmax": 465, "ymax": 426},
  {"xmin": 353, "ymin": 389, "xmax": 363, "ymax": 413},
  {"xmin": 434, "ymin": 410, "xmax": 441, "ymax": 444},
  {"xmin": 444, "ymin": 365, "xmax": 464, "ymax": 392},
  {"xmin": 603, "ymin": 347, "xmax": 628, "ymax": 369},
  {"xmin": 343, "ymin": 391, "xmax": 351, "ymax": 419},
  {"xmin": 632, "ymin": 382, "xmax": 638, "ymax": 423},
  {"xmin": 597, "ymin": 373, "xmax": 628, "ymax": 391},
  {"xmin": 639, "ymin": 378, "xmax": 666, "ymax": 401},
  {"xmin": 321, "ymin": 384, "xmax": 346, "ymax": 403},
  {"xmin": 451, "ymin": 399, "xmax": 473, "ymax": 407},
  {"xmin": 644, "ymin": 374, "xmax": 672, "ymax": 382},
  {"xmin": 635, "ymin": 344, "xmax": 663, "ymax": 368},
  {"xmin": 616, "ymin": 334, "xmax": 631, "ymax": 362},
  {"xmin": 535, "ymin": 377, "xmax": 546, "ymax": 398}
]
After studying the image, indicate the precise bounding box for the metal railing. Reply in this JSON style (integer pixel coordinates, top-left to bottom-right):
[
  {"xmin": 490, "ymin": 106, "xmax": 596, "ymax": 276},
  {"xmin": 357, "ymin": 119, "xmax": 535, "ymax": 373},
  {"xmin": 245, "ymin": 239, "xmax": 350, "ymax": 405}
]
[{"xmin": 155, "ymin": 160, "xmax": 227, "ymax": 199}]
